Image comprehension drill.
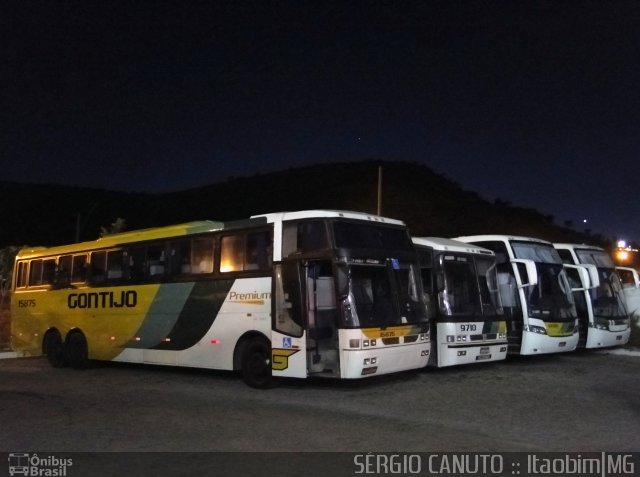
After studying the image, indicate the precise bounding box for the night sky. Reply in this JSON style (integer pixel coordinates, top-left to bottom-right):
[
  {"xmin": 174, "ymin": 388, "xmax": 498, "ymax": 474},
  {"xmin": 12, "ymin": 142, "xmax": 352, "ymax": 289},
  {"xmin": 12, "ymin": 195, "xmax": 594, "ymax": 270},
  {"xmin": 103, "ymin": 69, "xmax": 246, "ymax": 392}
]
[{"xmin": 2, "ymin": 1, "xmax": 639, "ymax": 242}]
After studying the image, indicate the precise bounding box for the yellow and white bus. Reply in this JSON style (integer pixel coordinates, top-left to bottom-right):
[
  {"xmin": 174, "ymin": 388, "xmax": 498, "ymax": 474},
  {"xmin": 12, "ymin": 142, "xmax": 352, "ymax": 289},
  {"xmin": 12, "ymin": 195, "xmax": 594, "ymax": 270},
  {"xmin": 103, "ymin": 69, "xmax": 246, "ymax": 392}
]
[
  {"xmin": 11, "ymin": 210, "xmax": 430, "ymax": 387},
  {"xmin": 455, "ymin": 235, "xmax": 579, "ymax": 355},
  {"xmin": 412, "ymin": 237, "xmax": 507, "ymax": 367}
]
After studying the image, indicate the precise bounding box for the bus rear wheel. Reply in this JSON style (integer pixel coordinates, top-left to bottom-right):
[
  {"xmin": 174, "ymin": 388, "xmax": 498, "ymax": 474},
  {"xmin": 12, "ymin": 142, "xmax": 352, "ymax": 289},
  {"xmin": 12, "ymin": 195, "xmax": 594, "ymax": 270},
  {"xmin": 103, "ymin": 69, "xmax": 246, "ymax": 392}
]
[
  {"xmin": 44, "ymin": 331, "xmax": 67, "ymax": 368},
  {"xmin": 66, "ymin": 332, "xmax": 90, "ymax": 370},
  {"xmin": 241, "ymin": 338, "xmax": 274, "ymax": 389}
]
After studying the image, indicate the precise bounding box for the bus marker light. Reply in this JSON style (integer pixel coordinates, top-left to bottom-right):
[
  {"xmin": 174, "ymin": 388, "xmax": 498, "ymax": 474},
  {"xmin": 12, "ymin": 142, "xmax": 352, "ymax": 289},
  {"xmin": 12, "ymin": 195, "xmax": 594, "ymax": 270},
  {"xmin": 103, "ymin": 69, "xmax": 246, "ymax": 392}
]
[
  {"xmin": 371, "ymin": 339, "xmax": 377, "ymax": 346},
  {"xmin": 210, "ymin": 340, "xmax": 220, "ymax": 344},
  {"xmin": 110, "ymin": 336, "xmax": 116, "ymax": 341},
  {"xmin": 164, "ymin": 338, "xmax": 171, "ymax": 342},
  {"xmin": 134, "ymin": 337, "xmax": 141, "ymax": 341},
  {"xmin": 363, "ymin": 340, "xmax": 370, "ymax": 347},
  {"xmin": 457, "ymin": 351, "xmax": 467, "ymax": 356}
]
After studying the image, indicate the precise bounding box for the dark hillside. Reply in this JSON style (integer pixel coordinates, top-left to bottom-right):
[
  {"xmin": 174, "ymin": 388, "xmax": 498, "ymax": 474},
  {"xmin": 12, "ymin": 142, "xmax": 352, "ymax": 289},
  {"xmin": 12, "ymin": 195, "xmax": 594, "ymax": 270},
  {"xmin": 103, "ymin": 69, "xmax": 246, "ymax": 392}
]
[{"xmin": 0, "ymin": 161, "xmax": 600, "ymax": 248}]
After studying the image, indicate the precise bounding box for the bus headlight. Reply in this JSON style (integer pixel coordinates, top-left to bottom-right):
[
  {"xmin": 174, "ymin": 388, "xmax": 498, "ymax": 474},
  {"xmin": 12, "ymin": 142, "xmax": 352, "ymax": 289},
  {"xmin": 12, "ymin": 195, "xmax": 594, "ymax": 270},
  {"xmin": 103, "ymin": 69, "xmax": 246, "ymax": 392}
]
[{"xmin": 524, "ymin": 324, "xmax": 547, "ymax": 335}]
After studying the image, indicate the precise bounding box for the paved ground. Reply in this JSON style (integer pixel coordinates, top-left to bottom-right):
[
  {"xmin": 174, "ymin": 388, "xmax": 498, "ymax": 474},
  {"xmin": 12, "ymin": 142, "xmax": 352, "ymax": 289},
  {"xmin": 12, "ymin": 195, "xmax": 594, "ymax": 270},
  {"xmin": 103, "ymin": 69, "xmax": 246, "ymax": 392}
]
[{"xmin": 0, "ymin": 349, "xmax": 638, "ymax": 454}]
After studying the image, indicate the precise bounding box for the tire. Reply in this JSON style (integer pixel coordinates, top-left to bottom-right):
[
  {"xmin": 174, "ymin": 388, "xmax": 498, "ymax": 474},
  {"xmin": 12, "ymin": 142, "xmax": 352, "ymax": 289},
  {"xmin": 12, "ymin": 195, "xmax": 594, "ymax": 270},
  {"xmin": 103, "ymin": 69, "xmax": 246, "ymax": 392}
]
[
  {"xmin": 66, "ymin": 332, "xmax": 90, "ymax": 370},
  {"xmin": 44, "ymin": 331, "xmax": 67, "ymax": 368},
  {"xmin": 241, "ymin": 338, "xmax": 274, "ymax": 389}
]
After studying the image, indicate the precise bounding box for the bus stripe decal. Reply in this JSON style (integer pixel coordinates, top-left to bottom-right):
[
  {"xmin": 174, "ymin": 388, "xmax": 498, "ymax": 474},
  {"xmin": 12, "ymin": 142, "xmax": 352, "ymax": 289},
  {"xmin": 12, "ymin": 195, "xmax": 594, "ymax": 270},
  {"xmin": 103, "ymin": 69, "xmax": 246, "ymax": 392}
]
[
  {"xmin": 126, "ymin": 282, "xmax": 195, "ymax": 348},
  {"xmin": 150, "ymin": 279, "xmax": 235, "ymax": 350}
]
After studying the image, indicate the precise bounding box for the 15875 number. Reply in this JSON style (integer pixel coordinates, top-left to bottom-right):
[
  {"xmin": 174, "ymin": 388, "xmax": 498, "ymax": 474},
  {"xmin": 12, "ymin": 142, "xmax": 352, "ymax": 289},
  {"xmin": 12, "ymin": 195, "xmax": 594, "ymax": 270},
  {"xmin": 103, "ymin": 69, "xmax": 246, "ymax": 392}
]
[{"xmin": 17, "ymin": 299, "xmax": 36, "ymax": 308}]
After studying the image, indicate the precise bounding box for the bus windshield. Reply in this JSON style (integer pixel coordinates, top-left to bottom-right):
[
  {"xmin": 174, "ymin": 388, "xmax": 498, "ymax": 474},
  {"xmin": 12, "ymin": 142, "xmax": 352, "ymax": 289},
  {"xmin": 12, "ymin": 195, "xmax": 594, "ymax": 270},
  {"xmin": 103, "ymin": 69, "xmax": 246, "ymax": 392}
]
[
  {"xmin": 512, "ymin": 242, "xmax": 562, "ymax": 264},
  {"xmin": 475, "ymin": 257, "xmax": 502, "ymax": 318},
  {"xmin": 344, "ymin": 261, "xmax": 427, "ymax": 328},
  {"xmin": 439, "ymin": 255, "xmax": 502, "ymax": 319},
  {"xmin": 575, "ymin": 249, "xmax": 627, "ymax": 320},
  {"xmin": 575, "ymin": 249, "xmax": 615, "ymax": 268},
  {"xmin": 525, "ymin": 263, "xmax": 576, "ymax": 321}
]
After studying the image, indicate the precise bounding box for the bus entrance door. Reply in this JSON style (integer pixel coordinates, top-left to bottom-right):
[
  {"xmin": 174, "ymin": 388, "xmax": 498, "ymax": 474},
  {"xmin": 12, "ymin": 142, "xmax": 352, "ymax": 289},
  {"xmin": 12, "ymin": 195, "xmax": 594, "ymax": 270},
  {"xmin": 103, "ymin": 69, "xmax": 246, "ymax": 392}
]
[
  {"xmin": 271, "ymin": 261, "xmax": 308, "ymax": 379},
  {"xmin": 305, "ymin": 261, "xmax": 340, "ymax": 377}
]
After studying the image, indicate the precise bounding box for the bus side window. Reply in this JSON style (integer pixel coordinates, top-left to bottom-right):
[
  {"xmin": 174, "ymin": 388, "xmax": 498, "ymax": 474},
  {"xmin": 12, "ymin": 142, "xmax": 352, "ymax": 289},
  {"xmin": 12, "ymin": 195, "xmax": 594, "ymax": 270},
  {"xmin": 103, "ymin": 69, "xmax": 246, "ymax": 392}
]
[
  {"xmin": 192, "ymin": 238, "xmax": 214, "ymax": 273},
  {"xmin": 127, "ymin": 247, "xmax": 146, "ymax": 282},
  {"xmin": 106, "ymin": 250, "xmax": 124, "ymax": 281},
  {"xmin": 169, "ymin": 240, "xmax": 192, "ymax": 276},
  {"xmin": 91, "ymin": 251, "xmax": 107, "ymax": 284},
  {"xmin": 28, "ymin": 260, "xmax": 43, "ymax": 286},
  {"xmin": 71, "ymin": 255, "xmax": 88, "ymax": 283},
  {"xmin": 220, "ymin": 235, "xmax": 244, "ymax": 273},
  {"xmin": 42, "ymin": 259, "xmax": 56, "ymax": 285},
  {"xmin": 147, "ymin": 244, "xmax": 166, "ymax": 278},
  {"xmin": 15, "ymin": 261, "xmax": 28, "ymax": 289},
  {"xmin": 246, "ymin": 231, "xmax": 272, "ymax": 271},
  {"xmin": 57, "ymin": 255, "xmax": 72, "ymax": 286}
]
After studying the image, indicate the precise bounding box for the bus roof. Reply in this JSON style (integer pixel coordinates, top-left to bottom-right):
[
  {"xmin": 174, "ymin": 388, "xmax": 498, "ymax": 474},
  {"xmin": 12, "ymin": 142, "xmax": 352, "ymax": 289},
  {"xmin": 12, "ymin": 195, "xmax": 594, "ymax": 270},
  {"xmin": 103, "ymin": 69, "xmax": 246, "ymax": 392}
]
[
  {"xmin": 554, "ymin": 243, "xmax": 604, "ymax": 252},
  {"xmin": 15, "ymin": 210, "xmax": 406, "ymax": 260},
  {"xmin": 16, "ymin": 220, "xmax": 224, "ymax": 259},
  {"xmin": 252, "ymin": 209, "xmax": 405, "ymax": 226},
  {"xmin": 412, "ymin": 237, "xmax": 494, "ymax": 256},
  {"xmin": 455, "ymin": 235, "xmax": 553, "ymax": 246}
]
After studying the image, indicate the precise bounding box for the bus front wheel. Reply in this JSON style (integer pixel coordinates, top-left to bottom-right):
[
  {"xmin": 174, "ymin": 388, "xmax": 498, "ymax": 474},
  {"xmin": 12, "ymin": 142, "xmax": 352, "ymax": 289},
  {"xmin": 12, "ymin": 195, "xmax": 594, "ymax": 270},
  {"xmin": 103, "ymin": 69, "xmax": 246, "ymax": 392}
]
[
  {"xmin": 66, "ymin": 331, "xmax": 90, "ymax": 370},
  {"xmin": 241, "ymin": 338, "xmax": 274, "ymax": 389}
]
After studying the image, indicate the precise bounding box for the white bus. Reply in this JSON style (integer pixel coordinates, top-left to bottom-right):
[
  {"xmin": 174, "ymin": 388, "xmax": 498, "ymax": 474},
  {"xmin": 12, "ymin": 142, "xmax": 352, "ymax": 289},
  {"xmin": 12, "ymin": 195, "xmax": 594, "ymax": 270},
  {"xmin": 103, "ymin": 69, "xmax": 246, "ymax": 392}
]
[
  {"xmin": 11, "ymin": 210, "xmax": 431, "ymax": 388},
  {"xmin": 554, "ymin": 243, "xmax": 631, "ymax": 348},
  {"xmin": 455, "ymin": 235, "xmax": 579, "ymax": 355},
  {"xmin": 412, "ymin": 237, "xmax": 507, "ymax": 367}
]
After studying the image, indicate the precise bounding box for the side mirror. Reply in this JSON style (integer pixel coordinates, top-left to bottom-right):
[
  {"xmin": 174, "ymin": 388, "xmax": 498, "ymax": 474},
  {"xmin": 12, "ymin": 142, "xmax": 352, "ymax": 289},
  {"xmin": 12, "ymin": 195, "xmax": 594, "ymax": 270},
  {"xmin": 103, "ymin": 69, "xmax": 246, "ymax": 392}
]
[
  {"xmin": 581, "ymin": 263, "xmax": 600, "ymax": 289},
  {"xmin": 335, "ymin": 264, "xmax": 350, "ymax": 298},
  {"xmin": 616, "ymin": 266, "xmax": 640, "ymax": 289},
  {"xmin": 563, "ymin": 264, "xmax": 590, "ymax": 291},
  {"xmin": 512, "ymin": 259, "xmax": 538, "ymax": 287}
]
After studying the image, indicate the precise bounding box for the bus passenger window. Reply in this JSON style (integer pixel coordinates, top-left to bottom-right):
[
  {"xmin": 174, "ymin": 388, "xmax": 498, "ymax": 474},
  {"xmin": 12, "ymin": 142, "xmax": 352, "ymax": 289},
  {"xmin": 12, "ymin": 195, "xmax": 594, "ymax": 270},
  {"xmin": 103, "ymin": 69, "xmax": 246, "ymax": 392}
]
[
  {"xmin": 220, "ymin": 235, "xmax": 244, "ymax": 273},
  {"xmin": 297, "ymin": 221, "xmax": 327, "ymax": 252},
  {"xmin": 169, "ymin": 241, "xmax": 191, "ymax": 276},
  {"xmin": 106, "ymin": 250, "xmax": 124, "ymax": 280},
  {"xmin": 246, "ymin": 231, "xmax": 272, "ymax": 271},
  {"xmin": 58, "ymin": 255, "xmax": 72, "ymax": 285},
  {"xmin": 42, "ymin": 259, "xmax": 56, "ymax": 285},
  {"xmin": 71, "ymin": 255, "xmax": 88, "ymax": 283},
  {"xmin": 127, "ymin": 247, "xmax": 146, "ymax": 282},
  {"xmin": 15, "ymin": 261, "xmax": 27, "ymax": 288},
  {"xmin": 192, "ymin": 238, "xmax": 214, "ymax": 273},
  {"xmin": 91, "ymin": 251, "xmax": 107, "ymax": 284},
  {"xmin": 28, "ymin": 260, "xmax": 43, "ymax": 286},
  {"xmin": 147, "ymin": 245, "xmax": 166, "ymax": 277}
]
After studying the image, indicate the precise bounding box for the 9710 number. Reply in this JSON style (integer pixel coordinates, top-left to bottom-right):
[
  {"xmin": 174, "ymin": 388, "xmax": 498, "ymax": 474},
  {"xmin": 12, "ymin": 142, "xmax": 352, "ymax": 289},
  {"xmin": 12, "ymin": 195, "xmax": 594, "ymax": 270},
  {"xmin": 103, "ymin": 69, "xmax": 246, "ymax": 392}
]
[{"xmin": 460, "ymin": 324, "xmax": 477, "ymax": 332}]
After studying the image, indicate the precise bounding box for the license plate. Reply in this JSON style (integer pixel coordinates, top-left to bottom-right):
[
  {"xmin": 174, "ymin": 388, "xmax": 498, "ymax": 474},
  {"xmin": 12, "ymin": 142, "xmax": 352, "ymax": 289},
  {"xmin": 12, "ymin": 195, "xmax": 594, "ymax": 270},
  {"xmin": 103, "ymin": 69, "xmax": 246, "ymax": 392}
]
[
  {"xmin": 480, "ymin": 347, "xmax": 490, "ymax": 355},
  {"xmin": 476, "ymin": 354, "xmax": 491, "ymax": 361}
]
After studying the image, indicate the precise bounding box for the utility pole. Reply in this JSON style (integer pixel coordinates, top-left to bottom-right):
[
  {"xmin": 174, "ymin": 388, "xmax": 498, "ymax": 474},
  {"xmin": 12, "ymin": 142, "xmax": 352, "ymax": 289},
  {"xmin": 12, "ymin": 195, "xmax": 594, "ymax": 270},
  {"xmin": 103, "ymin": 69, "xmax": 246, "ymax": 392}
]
[{"xmin": 376, "ymin": 165, "xmax": 383, "ymax": 216}]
